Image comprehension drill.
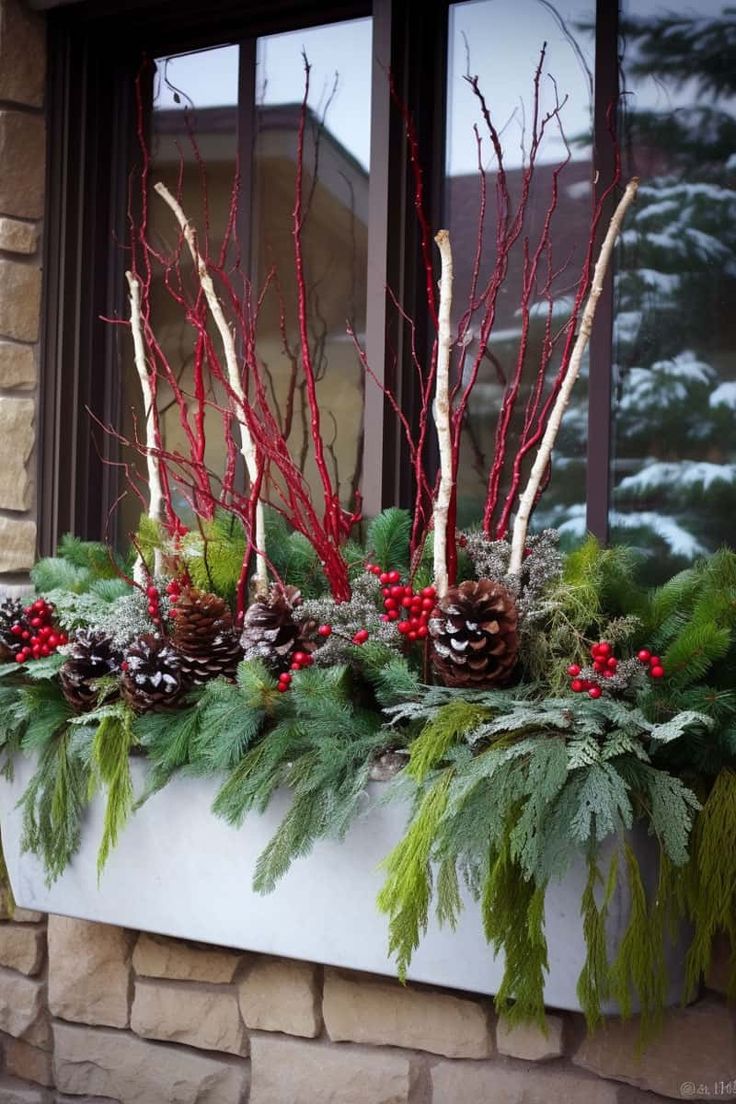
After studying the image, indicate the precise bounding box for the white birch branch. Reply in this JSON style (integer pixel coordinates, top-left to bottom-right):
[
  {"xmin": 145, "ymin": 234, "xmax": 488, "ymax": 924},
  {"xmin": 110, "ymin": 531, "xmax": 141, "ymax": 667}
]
[
  {"xmin": 127, "ymin": 270, "xmax": 164, "ymax": 583},
  {"xmin": 508, "ymin": 177, "xmax": 640, "ymax": 576},
  {"xmin": 433, "ymin": 229, "xmax": 454, "ymax": 599},
  {"xmin": 154, "ymin": 181, "xmax": 268, "ymax": 597}
]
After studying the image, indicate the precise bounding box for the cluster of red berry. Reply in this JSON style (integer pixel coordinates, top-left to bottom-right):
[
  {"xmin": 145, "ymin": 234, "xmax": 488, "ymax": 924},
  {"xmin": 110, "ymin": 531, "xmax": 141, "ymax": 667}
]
[
  {"xmin": 366, "ymin": 564, "xmax": 437, "ymax": 643},
  {"xmin": 11, "ymin": 599, "xmax": 67, "ymax": 663},
  {"xmin": 277, "ymin": 649, "xmax": 317, "ymax": 692},
  {"xmin": 145, "ymin": 584, "xmax": 162, "ymax": 621},
  {"xmin": 568, "ymin": 640, "xmax": 666, "ymax": 698},
  {"xmin": 635, "ymin": 648, "xmax": 665, "ymax": 679}
]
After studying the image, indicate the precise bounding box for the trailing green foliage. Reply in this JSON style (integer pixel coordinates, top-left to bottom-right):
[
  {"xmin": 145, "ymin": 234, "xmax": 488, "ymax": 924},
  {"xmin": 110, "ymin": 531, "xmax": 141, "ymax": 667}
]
[
  {"xmin": 80, "ymin": 703, "xmax": 137, "ymax": 877},
  {"xmin": 19, "ymin": 731, "xmax": 90, "ymax": 883},
  {"xmin": 683, "ymin": 768, "xmax": 736, "ymax": 999}
]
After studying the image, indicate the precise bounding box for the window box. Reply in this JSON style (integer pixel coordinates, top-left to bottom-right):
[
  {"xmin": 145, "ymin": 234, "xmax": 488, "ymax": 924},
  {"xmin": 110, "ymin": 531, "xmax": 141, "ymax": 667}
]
[{"xmin": 0, "ymin": 751, "xmax": 688, "ymax": 1013}]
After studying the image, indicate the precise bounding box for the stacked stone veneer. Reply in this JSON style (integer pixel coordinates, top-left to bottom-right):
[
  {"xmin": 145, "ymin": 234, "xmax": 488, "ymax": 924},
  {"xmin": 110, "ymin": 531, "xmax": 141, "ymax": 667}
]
[
  {"xmin": 0, "ymin": 904, "xmax": 734, "ymax": 1103},
  {"xmin": 0, "ymin": 0, "xmax": 45, "ymax": 585}
]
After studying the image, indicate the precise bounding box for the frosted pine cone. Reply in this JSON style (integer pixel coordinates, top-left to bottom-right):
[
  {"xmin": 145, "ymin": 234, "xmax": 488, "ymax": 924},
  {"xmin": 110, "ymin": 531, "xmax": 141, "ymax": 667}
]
[
  {"xmin": 121, "ymin": 634, "xmax": 187, "ymax": 712},
  {"xmin": 171, "ymin": 588, "xmax": 242, "ymax": 684},
  {"xmin": 429, "ymin": 579, "xmax": 519, "ymax": 689},
  {"xmin": 240, "ymin": 584, "xmax": 306, "ymax": 673},
  {"xmin": 59, "ymin": 629, "xmax": 121, "ymax": 712}
]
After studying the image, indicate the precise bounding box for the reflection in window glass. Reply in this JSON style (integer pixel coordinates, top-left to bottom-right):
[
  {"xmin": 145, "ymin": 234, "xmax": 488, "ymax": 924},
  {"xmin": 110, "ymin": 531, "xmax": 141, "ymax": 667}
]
[
  {"xmin": 445, "ymin": 0, "xmax": 595, "ymax": 532},
  {"xmin": 610, "ymin": 2, "xmax": 736, "ymax": 578},
  {"xmin": 120, "ymin": 22, "xmax": 371, "ymax": 540},
  {"xmin": 253, "ymin": 19, "xmax": 371, "ymax": 511}
]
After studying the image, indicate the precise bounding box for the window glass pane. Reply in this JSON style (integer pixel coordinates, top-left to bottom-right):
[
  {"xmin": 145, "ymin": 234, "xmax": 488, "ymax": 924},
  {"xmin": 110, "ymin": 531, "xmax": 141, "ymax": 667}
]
[
  {"xmin": 611, "ymin": 2, "xmax": 736, "ymax": 578},
  {"xmin": 120, "ymin": 21, "xmax": 371, "ymax": 541},
  {"xmin": 253, "ymin": 18, "xmax": 371, "ymax": 510},
  {"xmin": 120, "ymin": 44, "xmax": 239, "ymax": 539},
  {"xmin": 446, "ymin": 0, "xmax": 595, "ymax": 534}
]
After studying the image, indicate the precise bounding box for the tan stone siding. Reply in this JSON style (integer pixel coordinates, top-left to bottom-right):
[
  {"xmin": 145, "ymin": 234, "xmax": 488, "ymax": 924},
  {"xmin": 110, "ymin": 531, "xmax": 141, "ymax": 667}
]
[
  {"xmin": 1, "ymin": 904, "xmax": 734, "ymax": 1103},
  {"xmin": 0, "ymin": 0, "xmax": 45, "ymax": 584}
]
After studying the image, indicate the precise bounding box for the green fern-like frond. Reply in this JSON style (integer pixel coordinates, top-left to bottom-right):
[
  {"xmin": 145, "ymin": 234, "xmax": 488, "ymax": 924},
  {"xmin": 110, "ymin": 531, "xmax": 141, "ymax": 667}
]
[
  {"xmin": 577, "ymin": 851, "xmax": 619, "ymax": 1029},
  {"xmin": 408, "ymin": 701, "xmax": 489, "ymax": 781},
  {"xmin": 377, "ymin": 772, "xmax": 451, "ymax": 979},
  {"xmin": 90, "ymin": 704, "xmax": 136, "ymax": 877},
  {"xmin": 20, "ymin": 731, "xmax": 90, "ymax": 883},
  {"xmin": 192, "ymin": 677, "xmax": 268, "ymax": 772}
]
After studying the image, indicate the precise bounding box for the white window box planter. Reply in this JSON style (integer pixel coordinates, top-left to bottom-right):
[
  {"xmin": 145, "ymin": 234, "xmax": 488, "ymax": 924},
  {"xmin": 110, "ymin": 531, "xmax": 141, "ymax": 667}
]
[{"xmin": 0, "ymin": 753, "xmax": 688, "ymax": 1013}]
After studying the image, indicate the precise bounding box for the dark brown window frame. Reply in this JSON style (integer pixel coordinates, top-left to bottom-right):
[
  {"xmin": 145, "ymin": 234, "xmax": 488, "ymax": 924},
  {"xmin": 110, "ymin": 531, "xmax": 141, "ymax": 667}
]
[{"xmin": 39, "ymin": 0, "xmax": 616, "ymax": 556}]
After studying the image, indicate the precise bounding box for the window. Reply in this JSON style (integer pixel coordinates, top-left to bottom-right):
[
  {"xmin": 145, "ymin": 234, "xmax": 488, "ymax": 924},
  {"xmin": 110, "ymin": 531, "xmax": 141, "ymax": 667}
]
[{"xmin": 40, "ymin": 0, "xmax": 735, "ymax": 574}]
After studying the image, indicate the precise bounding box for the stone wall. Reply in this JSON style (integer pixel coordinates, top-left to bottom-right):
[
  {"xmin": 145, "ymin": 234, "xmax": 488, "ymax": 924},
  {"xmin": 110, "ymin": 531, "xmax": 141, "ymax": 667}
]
[
  {"xmin": 0, "ymin": 0, "xmax": 45, "ymax": 585},
  {"xmin": 0, "ymin": 903, "xmax": 734, "ymax": 1103}
]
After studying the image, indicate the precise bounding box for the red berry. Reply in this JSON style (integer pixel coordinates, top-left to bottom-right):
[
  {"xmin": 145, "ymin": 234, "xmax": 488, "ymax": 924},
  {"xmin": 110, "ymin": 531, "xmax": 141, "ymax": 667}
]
[
  {"xmin": 365, "ymin": 562, "xmax": 374, "ymax": 572},
  {"xmin": 14, "ymin": 653, "xmax": 24, "ymax": 663},
  {"xmin": 48, "ymin": 634, "xmax": 59, "ymax": 648},
  {"xmin": 293, "ymin": 652, "xmax": 309, "ymax": 665},
  {"xmin": 278, "ymin": 673, "xmax": 292, "ymax": 684},
  {"xmin": 570, "ymin": 679, "xmax": 584, "ymax": 693},
  {"xmin": 387, "ymin": 610, "xmax": 399, "ymax": 621},
  {"xmin": 352, "ymin": 629, "xmax": 369, "ymax": 645},
  {"xmin": 401, "ymin": 595, "xmax": 413, "ymax": 608},
  {"xmin": 388, "ymin": 570, "xmax": 401, "ymax": 583},
  {"xmin": 590, "ymin": 644, "xmax": 601, "ymax": 657},
  {"xmin": 606, "ymin": 657, "xmax": 618, "ymax": 669},
  {"xmin": 597, "ymin": 642, "xmax": 612, "ymax": 657},
  {"xmin": 372, "ymin": 565, "xmax": 382, "ymax": 576},
  {"xmin": 389, "ymin": 585, "xmax": 403, "ymax": 598},
  {"xmin": 290, "ymin": 661, "xmax": 301, "ymax": 671},
  {"xmin": 384, "ymin": 598, "xmax": 397, "ymax": 611},
  {"xmin": 59, "ymin": 633, "xmax": 68, "ymax": 645},
  {"xmin": 382, "ymin": 587, "xmax": 391, "ymax": 598},
  {"xmin": 146, "ymin": 585, "xmax": 158, "ymax": 599},
  {"xmin": 637, "ymin": 649, "xmax": 652, "ymax": 663},
  {"xmin": 40, "ymin": 645, "xmax": 50, "ymax": 657},
  {"xmin": 10, "ymin": 624, "xmax": 22, "ymax": 636},
  {"xmin": 649, "ymin": 656, "xmax": 661, "ymax": 666},
  {"xmin": 588, "ymin": 686, "xmax": 602, "ymax": 699},
  {"xmin": 277, "ymin": 683, "xmax": 289, "ymax": 693},
  {"xmin": 416, "ymin": 625, "xmax": 428, "ymax": 639},
  {"xmin": 147, "ymin": 603, "xmax": 158, "ymax": 617},
  {"xmin": 650, "ymin": 665, "xmax": 665, "ymax": 679},
  {"xmin": 593, "ymin": 660, "xmax": 606, "ymax": 673},
  {"xmin": 317, "ymin": 624, "xmax": 332, "ymax": 638},
  {"xmin": 421, "ymin": 586, "xmax": 436, "ymax": 598},
  {"xmin": 121, "ymin": 661, "xmax": 129, "ymax": 672},
  {"xmin": 21, "ymin": 630, "xmax": 30, "ymax": 640},
  {"xmin": 603, "ymin": 670, "xmax": 614, "ymax": 679},
  {"xmin": 30, "ymin": 617, "xmax": 41, "ymax": 628},
  {"xmin": 408, "ymin": 631, "xmax": 417, "ymax": 641},
  {"xmin": 32, "ymin": 646, "xmax": 41, "ymax": 658},
  {"xmin": 421, "ymin": 597, "xmax": 434, "ymax": 610},
  {"xmin": 567, "ymin": 664, "xmax": 581, "ymax": 676},
  {"xmin": 379, "ymin": 572, "xmax": 390, "ymax": 584},
  {"xmin": 398, "ymin": 621, "xmax": 411, "ymax": 634}
]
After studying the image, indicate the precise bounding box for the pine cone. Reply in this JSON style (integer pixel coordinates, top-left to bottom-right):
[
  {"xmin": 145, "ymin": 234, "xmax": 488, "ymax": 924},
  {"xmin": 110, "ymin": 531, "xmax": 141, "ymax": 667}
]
[
  {"xmin": 241, "ymin": 584, "xmax": 306, "ymax": 673},
  {"xmin": 121, "ymin": 634, "xmax": 187, "ymax": 712},
  {"xmin": 429, "ymin": 579, "xmax": 519, "ymax": 689},
  {"xmin": 59, "ymin": 630, "xmax": 122, "ymax": 712},
  {"xmin": 171, "ymin": 588, "xmax": 242, "ymax": 684},
  {"xmin": 0, "ymin": 598, "xmax": 26, "ymax": 662}
]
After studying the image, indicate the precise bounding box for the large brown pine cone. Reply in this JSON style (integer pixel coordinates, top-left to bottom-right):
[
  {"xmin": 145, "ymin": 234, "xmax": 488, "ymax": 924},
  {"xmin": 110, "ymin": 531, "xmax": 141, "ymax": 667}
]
[
  {"xmin": 59, "ymin": 630, "xmax": 121, "ymax": 712},
  {"xmin": 121, "ymin": 633, "xmax": 187, "ymax": 712},
  {"xmin": 171, "ymin": 587, "xmax": 242, "ymax": 684},
  {"xmin": 429, "ymin": 579, "xmax": 519, "ymax": 689},
  {"xmin": 240, "ymin": 584, "xmax": 305, "ymax": 673},
  {"xmin": 0, "ymin": 598, "xmax": 26, "ymax": 663}
]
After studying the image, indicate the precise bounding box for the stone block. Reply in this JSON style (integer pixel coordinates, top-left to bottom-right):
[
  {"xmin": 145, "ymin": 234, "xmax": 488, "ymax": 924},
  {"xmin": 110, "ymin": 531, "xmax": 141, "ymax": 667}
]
[
  {"xmin": 0, "ymin": 0, "xmax": 45, "ymax": 107},
  {"xmin": 249, "ymin": 1034, "xmax": 413, "ymax": 1104},
  {"xmin": 131, "ymin": 978, "xmax": 247, "ymax": 1056},
  {"xmin": 53, "ymin": 1022, "xmax": 249, "ymax": 1104},
  {"xmin": 0, "ymin": 921, "xmax": 44, "ymax": 975},
  {"xmin": 132, "ymin": 932, "xmax": 242, "ymax": 984},
  {"xmin": 0, "ymin": 217, "xmax": 39, "ymax": 255},
  {"xmin": 23, "ymin": 1012, "xmax": 52, "ymax": 1052},
  {"xmin": 431, "ymin": 1060, "xmax": 620, "ymax": 1104},
  {"xmin": 0, "ymin": 1075, "xmax": 51, "ymax": 1103},
  {"xmin": 0, "ymin": 342, "xmax": 35, "ymax": 389},
  {"xmin": 0, "ymin": 967, "xmax": 44, "ymax": 1038},
  {"xmin": 573, "ymin": 998, "xmax": 736, "ymax": 1099},
  {"xmin": 0, "ymin": 397, "xmax": 34, "ymax": 510},
  {"xmin": 48, "ymin": 916, "xmax": 132, "ymax": 1029},
  {"xmin": 0, "ymin": 258, "xmax": 42, "ymax": 343},
  {"xmin": 0, "ymin": 112, "xmax": 45, "ymax": 219},
  {"xmin": 3, "ymin": 1036, "xmax": 54, "ymax": 1086},
  {"xmin": 496, "ymin": 1014, "xmax": 565, "ymax": 1060},
  {"xmin": 0, "ymin": 517, "xmax": 36, "ymax": 572},
  {"xmin": 239, "ymin": 956, "xmax": 320, "ymax": 1038},
  {"xmin": 323, "ymin": 969, "xmax": 493, "ymax": 1058}
]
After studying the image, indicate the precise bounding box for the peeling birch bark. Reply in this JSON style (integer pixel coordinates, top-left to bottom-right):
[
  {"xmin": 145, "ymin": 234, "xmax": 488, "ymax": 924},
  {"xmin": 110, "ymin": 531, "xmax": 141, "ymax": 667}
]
[{"xmin": 433, "ymin": 229, "xmax": 454, "ymax": 599}]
